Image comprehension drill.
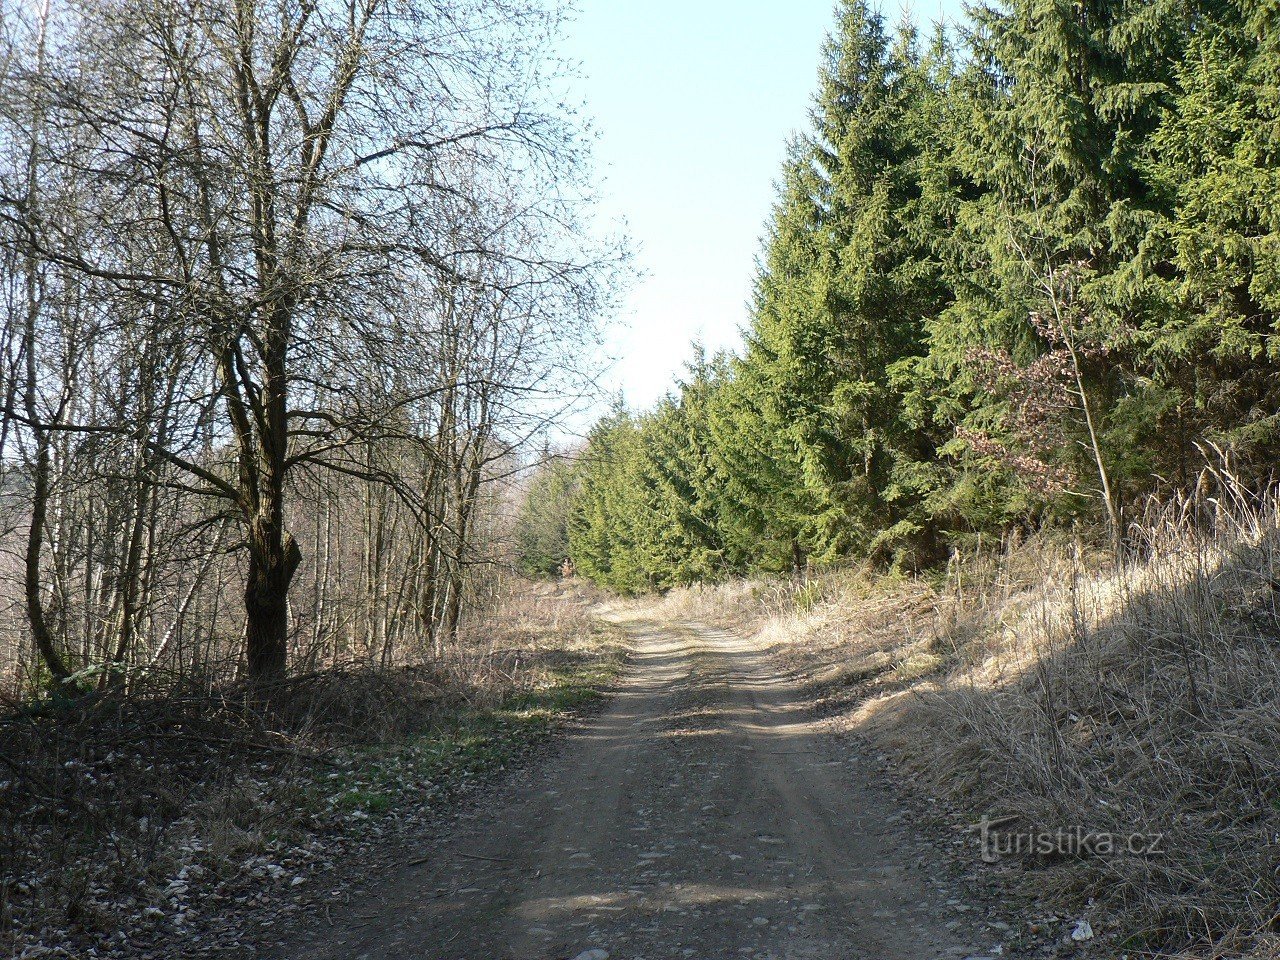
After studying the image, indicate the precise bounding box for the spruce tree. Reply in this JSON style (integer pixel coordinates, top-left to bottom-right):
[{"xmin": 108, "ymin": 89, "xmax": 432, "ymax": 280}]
[
  {"xmin": 921, "ymin": 0, "xmax": 1187, "ymax": 549},
  {"xmin": 741, "ymin": 2, "xmax": 950, "ymax": 568},
  {"xmin": 1132, "ymin": 0, "xmax": 1280, "ymax": 486},
  {"xmin": 516, "ymin": 457, "xmax": 579, "ymax": 576}
]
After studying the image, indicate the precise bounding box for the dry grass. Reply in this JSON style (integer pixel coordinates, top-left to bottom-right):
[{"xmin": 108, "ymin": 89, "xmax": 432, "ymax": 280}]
[
  {"xmin": 0, "ymin": 576, "xmax": 617, "ymax": 958},
  {"xmin": 637, "ymin": 489, "xmax": 1280, "ymax": 958}
]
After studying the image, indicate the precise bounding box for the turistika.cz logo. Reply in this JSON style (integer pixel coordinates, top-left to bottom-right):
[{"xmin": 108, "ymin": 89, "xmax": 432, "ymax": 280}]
[{"xmin": 976, "ymin": 816, "xmax": 1164, "ymax": 864}]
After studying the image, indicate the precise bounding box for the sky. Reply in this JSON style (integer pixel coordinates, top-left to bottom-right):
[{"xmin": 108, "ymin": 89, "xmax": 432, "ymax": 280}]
[{"xmin": 562, "ymin": 0, "xmax": 966, "ymax": 415}]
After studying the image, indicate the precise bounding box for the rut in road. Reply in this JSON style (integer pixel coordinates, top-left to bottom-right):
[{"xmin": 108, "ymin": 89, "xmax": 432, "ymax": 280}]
[{"xmin": 283, "ymin": 614, "xmax": 988, "ymax": 960}]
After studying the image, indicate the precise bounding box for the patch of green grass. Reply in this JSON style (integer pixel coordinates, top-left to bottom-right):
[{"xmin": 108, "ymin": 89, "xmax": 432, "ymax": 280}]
[
  {"xmin": 335, "ymin": 787, "xmax": 394, "ymax": 814},
  {"xmin": 503, "ymin": 646, "xmax": 623, "ymax": 715},
  {"xmin": 315, "ymin": 637, "xmax": 626, "ymax": 823}
]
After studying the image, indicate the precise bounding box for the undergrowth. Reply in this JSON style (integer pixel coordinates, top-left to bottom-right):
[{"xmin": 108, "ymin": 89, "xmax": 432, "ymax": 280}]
[
  {"xmin": 0, "ymin": 580, "xmax": 622, "ymax": 959},
  {"xmin": 322, "ymin": 641, "xmax": 625, "ymax": 819}
]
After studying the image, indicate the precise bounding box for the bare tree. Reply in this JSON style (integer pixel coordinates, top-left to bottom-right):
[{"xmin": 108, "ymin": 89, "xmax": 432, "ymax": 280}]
[{"xmin": 0, "ymin": 0, "xmax": 620, "ymax": 685}]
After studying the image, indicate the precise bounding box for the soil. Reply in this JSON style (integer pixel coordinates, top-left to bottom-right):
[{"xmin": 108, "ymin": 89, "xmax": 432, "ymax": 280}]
[{"xmin": 260, "ymin": 615, "xmax": 1011, "ymax": 960}]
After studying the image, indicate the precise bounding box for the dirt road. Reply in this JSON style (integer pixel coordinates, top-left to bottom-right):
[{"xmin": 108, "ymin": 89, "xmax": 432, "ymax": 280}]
[{"xmin": 279, "ymin": 616, "xmax": 993, "ymax": 960}]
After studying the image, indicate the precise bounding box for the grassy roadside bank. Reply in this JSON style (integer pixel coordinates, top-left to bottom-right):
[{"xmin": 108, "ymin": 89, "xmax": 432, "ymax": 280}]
[
  {"xmin": 631, "ymin": 494, "xmax": 1280, "ymax": 959},
  {"xmin": 1, "ymin": 581, "xmax": 625, "ymax": 959},
  {"xmin": 321, "ymin": 631, "xmax": 626, "ymax": 820}
]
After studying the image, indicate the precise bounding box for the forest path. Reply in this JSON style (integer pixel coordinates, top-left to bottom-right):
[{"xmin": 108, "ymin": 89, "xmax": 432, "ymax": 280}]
[{"xmin": 281, "ymin": 614, "xmax": 988, "ymax": 960}]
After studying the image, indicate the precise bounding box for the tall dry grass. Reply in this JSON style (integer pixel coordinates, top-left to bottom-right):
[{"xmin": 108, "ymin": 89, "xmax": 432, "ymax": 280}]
[
  {"xmin": 907, "ymin": 488, "xmax": 1280, "ymax": 954},
  {"xmin": 639, "ymin": 484, "xmax": 1280, "ymax": 956}
]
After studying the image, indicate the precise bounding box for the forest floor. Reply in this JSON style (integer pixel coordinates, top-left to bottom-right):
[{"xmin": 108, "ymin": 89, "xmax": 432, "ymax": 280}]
[
  {"xmin": 243, "ymin": 611, "xmax": 1049, "ymax": 960},
  {"xmin": 2, "ymin": 582, "xmax": 622, "ymax": 960}
]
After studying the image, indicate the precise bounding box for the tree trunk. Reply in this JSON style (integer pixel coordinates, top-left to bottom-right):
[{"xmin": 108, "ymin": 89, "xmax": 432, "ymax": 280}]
[
  {"xmin": 791, "ymin": 539, "xmax": 807, "ymax": 585},
  {"xmin": 1063, "ymin": 336, "xmax": 1123, "ymax": 563},
  {"xmin": 26, "ymin": 432, "xmax": 71, "ymax": 682},
  {"xmin": 244, "ymin": 518, "xmax": 301, "ymax": 682},
  {"xmin": 19, "ymin": 0, "xmax": 69, "ymax": 685}
]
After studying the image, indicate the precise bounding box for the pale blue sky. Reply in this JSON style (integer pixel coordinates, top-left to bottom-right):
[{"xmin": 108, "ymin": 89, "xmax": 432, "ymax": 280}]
[{"xmin": 563, "ymin": 0, "xmax": 966, "ymax": 412}]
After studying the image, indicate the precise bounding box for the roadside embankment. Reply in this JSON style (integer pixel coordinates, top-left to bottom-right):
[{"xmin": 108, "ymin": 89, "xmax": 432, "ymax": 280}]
[{"xmin": 629, "ymin": 495, "xmax": 1280, "ymax": 958}]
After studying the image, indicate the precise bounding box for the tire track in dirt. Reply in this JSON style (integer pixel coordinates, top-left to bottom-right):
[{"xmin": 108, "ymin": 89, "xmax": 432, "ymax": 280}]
[{"xmin": 277, "ymin": 614, "xmax": 991, "ymax": 960}]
